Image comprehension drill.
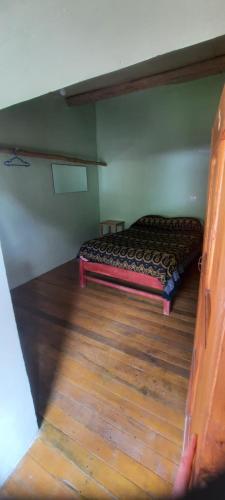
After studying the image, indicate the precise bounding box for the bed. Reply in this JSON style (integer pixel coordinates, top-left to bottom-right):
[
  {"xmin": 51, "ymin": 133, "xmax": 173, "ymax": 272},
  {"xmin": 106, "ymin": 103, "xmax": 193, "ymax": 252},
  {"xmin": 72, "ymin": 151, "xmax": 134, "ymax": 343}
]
[{"xmin": 79, "ymin": 215, "xmax": 203, "ymax": 315}]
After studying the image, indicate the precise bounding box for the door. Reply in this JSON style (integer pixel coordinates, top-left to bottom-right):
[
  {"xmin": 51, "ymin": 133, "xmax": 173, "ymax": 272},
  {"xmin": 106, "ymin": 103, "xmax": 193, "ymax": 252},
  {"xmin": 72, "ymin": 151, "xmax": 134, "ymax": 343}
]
[{"xmin": 185, "ymin": 84, "xmax": 225, "ymax": 484}]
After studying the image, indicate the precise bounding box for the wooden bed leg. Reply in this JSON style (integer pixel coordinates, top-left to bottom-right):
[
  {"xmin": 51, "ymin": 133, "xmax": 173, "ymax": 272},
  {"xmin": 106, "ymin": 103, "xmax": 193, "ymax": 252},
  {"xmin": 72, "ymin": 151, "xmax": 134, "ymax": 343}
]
[
  {"xmin": 79, "ymin": 259, "xmax": 87, "ymax": 288},
  {"xmin": 163, "ymin": 299, "xmax": 171, "ymax": 316}
]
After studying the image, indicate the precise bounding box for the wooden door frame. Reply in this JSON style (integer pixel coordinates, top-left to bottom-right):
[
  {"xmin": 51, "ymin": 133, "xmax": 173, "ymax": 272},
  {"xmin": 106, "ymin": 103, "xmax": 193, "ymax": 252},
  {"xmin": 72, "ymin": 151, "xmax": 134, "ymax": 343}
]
[{"xmin": 174, "ymin": 84, "xmax": 225, "ymax": 495}]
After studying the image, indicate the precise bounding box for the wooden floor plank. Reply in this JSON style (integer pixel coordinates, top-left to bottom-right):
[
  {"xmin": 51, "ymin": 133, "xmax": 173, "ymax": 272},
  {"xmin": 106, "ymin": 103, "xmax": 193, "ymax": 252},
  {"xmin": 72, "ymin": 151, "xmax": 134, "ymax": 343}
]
[
  {"xmin": 14, "ymin": 308, "xmax": 189, "ymax": 418},
  {"xmin": 29, "ymin": 275, "xmax": 197, "ymax": 325},
  {"xmin": 1, "ymin": 259, "xmax": 199, "ymax": 499},
  {"xmin": 14, "ymin": 291, "xmax": 193, "ymax": 373},
  {"xmin": 17, "ymin": 307, "xmax": 189, "ymax": 399},
  {"xmin": 16, "ymin": 286, "xmax": 194, "ymax": 363},
  {"xmin": 40, "ymin": 390, "xmax": 178, "ymax": 484},
  {"xmin": 29, "ymin": 438, "xmax": 115, "ymax": 499},
  {"xmin": 43, "ymin": 404, "xmax": 172, "ymax": 498},
  {"xmin": 21, "ymin": 317, "xmax": 187, "ymax": 430},
  {"xmin": 38, "ymin": 424, "xmax": 152, "ymax": 499},
  {"xmin": 15, "ymin": 302, "xmax": 191, "ymax": 379},
  {"xmin": 38, "ymin": 343, "xmax": 185, "ymax": 445},
  {"xmin": 0, "ymin": 454, "xmax": 78, "ymax": 499}
]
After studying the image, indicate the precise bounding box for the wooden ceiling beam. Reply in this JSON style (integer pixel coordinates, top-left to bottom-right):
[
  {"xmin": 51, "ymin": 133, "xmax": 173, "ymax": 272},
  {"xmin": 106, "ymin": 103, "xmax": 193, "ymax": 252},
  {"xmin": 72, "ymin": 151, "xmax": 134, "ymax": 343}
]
[{"xmin": 67, "ymin": 54, "xmax": 225, "ymax": 106}]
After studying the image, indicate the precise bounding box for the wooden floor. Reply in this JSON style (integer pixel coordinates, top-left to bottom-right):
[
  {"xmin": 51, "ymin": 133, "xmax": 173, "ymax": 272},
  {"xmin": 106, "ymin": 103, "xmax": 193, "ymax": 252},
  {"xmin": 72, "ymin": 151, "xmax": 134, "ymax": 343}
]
[{"xmin": 1, "ymin": 260, "xmax": 199, "ymax": 499}]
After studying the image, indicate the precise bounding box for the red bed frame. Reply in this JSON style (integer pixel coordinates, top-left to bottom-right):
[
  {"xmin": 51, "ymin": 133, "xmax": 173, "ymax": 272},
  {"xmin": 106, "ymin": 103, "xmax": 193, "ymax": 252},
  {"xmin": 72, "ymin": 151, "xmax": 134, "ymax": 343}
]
[{"xmin": 79, "ymin": 257, "xmax": 171, "ymax": 315}]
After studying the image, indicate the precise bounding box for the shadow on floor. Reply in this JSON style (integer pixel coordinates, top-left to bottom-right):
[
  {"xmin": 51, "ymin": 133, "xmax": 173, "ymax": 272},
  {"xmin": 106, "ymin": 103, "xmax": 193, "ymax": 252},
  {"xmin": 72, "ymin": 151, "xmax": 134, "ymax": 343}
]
[{"xmin": 11, "ymin": 259, "xmax": 78, "ymax": 427}]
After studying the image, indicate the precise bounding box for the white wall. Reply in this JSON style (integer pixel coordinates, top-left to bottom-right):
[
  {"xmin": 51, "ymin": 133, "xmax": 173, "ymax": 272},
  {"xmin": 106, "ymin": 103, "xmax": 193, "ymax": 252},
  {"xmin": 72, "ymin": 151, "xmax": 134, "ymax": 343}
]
[
  {"xmin": 0, "ymin": 243, "xmax": 38, "ymax": 485},
  {"xmin": 0, "ymin": 94, "xmax": 99, "ymax": 288},
  {"xmin": 1, "ymin": 0, "xmax": 225, "ymax": 109}
]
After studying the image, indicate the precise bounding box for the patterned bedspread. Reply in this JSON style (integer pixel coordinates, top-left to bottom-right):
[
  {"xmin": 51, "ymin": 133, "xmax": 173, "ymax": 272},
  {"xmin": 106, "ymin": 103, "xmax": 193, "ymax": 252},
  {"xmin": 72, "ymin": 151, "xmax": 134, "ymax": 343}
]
[{"xmin": 79, "ymin": 216, "xmax": 203, "ymax": 298}]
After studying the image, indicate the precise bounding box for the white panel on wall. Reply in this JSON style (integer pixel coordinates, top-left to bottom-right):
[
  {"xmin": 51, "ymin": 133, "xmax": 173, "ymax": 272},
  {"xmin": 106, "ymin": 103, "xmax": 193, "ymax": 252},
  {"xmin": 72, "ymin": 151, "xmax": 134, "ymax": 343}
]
[{"xmin": 52, "ymin": 164, "xmax": 88, "ymax": 193}]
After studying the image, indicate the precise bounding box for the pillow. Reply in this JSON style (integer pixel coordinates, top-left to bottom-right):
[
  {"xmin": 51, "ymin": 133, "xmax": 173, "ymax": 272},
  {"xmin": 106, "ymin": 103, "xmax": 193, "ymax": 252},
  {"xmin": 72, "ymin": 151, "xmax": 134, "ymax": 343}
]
[
  {"xmin": 132, "ymin": 215, "xmax": 202, "ymax": 233},
  {"xmin": 131, "ymin": 215, "xmax": 165, "ymax": 229}
]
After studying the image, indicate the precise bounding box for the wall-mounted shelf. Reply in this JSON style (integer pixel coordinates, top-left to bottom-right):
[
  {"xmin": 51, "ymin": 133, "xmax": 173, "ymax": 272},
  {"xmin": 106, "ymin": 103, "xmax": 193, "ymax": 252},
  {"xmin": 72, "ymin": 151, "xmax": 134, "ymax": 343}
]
[{"xmin": 0, "ymin": 145, "xmax": 107, "ymax": 167}]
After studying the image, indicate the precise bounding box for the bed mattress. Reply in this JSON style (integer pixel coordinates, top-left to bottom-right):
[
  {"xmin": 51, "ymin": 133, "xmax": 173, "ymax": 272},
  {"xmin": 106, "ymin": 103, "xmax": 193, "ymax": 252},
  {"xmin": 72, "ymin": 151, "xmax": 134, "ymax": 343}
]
[{"xmin": 79, "ymin": 216, "xmax": 203, "ymax": 299}]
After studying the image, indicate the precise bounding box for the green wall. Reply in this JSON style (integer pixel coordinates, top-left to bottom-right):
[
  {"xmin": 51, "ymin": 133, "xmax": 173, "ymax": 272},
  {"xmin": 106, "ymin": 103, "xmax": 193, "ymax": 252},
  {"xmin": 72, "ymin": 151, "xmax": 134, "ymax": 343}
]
[
  {"xmin": 97, "ymin": 74, "xmax": 225, "ymax": 226},
  {"xmin": 0, "ymin": 94, "xmax": 99, "ymax": 288}
]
